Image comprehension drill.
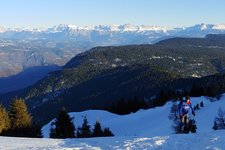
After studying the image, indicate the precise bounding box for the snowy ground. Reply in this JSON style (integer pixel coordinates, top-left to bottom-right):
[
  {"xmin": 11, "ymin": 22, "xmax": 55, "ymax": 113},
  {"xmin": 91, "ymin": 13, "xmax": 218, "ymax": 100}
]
[
  {"xmin": 1, "ymin": 95, "xmax": 225, "ymax": 149},
  {"xmin": 42, "ymin": 95, "xmax": 225, "ymax": 137},
  {"xmin": 1, "ymin": 131, "xmax": 225, "ymax": 150}
]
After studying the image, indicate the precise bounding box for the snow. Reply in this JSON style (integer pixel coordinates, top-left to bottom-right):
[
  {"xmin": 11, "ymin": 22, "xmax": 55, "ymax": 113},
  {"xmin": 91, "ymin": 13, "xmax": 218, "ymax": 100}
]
[
  {"xmin": 191, "ymin": 74, "xmax": 201, "ymax": 78},
  {"xmin": 111, "ymin": 64, "xmax": 117, "ymax": 67},
  {"xmin": 212, "ymin": 24, "xmax": 225, "ymax": 30},
  {"xmin": 114, "ymin": 58, "xmax": 122, "ymax": 62},
  {"xmin": 149, "ymin": 56, "xmax": 176, "ymax": 61},
  {"xmin": 1, "ymin": 23, "xmax": 225, "ymax": 46},
  {"xmin": 42, "ymin": 95, "xmax": 225, "ymax": 138},
  {"xmin": 2, "ymin": 23, "xmax": 224, "ymax": 34},
  {"xmin": 0, "ymin": 131, "xmax": 225, "ymax": 149},
  {"xmin": 43, "ymin": 24, "xmax": 170, "ymax": 33},
  {"xmin": 0, "ymin": 95, "xmax": 225, "ymax": 149},
  {"xmin": 200, "ymin": 23, "xmax": 207, "ymax": 30}
]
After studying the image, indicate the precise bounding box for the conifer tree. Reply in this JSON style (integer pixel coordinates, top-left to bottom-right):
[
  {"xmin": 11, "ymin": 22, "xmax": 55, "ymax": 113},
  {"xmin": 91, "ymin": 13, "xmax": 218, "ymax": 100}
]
[
  {"xmin": 0, "ymin": 104, "xmax": 10, "ymax": 133},
  {"xmin": 76, "ymin": 127, "xmax": 82, "ymax": 138},
  {"xmin": 103, "ymin": 128, "xmax": 114, "ymax": 136},
  {"xmin": 79, "ymin": 116, "xmax": 92, "ymax": 138},
  {"xmin": 49, "ymin": 122, "xmax": 57, "ymax": 138},
  {"xmin": 50, "ymin": 107, "xmax": 75, "ymax": 138},
  {"xmin": 213, "ymin": 107, "xmax": 225, "ymax": 130},
  {"xmin": 200, "ymin": 101, "xmax": 204, "ymax": 107},
  {"xmin": 213, "ymin": 121, "xmax": 218, "ymax": 130},
  {"xmin": 92, "ymin": 120, "xmax": 103, "ymax": 137},
  {"xmin": 9, "ymin": 98, "xmax": 32, "ymax": 129},
  {"xmin": 190, "ymin": 85, "xmax": 205, "ymax": 97},
  {"xmin": 196, "ymin": 104, "xmax": 200, "ymax": 110}
]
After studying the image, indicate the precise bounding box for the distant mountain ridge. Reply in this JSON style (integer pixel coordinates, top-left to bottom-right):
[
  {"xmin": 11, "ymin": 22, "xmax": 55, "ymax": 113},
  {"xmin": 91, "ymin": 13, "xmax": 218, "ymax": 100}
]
[
  {"xmin": 1, "ymin": 23, "xmax": 225, "ymax": 33},
  {"xmin": 0, "ymin": 23, "xmax": 225, "ymax": 77},
  {"xmin": 1, "ymin": 23, "xmax": 225, "ymax": 43}
]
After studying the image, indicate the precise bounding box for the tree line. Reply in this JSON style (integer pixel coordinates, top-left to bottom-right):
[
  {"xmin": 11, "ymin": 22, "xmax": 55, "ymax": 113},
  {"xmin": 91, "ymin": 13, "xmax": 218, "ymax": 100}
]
[
  {"xmin": 50, "ymin": 108, "xmax": 114, "ymax": 138},
  {"xmin": 104, "ymin": 81, "xmax": 225, "ymax": 116},
  {"xmin": 213, "ymin": 107, "xmax": 225, "ymax": 130}
]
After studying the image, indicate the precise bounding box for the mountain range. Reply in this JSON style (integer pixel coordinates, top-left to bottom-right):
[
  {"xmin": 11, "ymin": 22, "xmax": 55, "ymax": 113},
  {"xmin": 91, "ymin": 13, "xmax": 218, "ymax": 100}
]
[
  {"xmin": 0, "ymin": 24, "xmax": 225, "ymax": 81},
  {"xmin": 1, "ymin": 24, "xmax": 225, "ymax": 43},
  {"xmin": 0, "ymin": 24, "xmax": 224, "ymax": 72}
]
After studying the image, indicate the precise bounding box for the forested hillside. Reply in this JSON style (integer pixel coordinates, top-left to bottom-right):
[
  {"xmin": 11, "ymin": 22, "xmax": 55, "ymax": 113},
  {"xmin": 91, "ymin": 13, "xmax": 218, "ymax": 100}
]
[{"xmin": 1, "ymin": 34, "xmax": 225, "ymax": 124}]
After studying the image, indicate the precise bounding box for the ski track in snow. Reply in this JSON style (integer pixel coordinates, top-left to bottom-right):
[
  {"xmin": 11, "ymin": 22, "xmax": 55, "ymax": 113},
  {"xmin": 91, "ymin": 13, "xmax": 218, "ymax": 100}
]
[{"xmin": 1, "ymin": 95, "xmax": 225, "ymax": 149}]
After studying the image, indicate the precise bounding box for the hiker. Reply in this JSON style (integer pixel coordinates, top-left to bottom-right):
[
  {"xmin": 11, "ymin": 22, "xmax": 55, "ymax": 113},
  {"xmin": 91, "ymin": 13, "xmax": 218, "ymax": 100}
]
[
  {"xmin": 178, "ymin": 96, "xmax": 195, "ymax": 133},
  {"xmin": 180, "ymin": 96, "xmax": 195, "ymax": 125}
]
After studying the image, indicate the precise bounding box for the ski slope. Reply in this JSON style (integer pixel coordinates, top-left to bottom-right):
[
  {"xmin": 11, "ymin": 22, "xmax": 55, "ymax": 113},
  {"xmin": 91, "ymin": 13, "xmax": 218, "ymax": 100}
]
[{"xmin": 0, "ymin": 95, "xmax": 225, "ymax": 149}]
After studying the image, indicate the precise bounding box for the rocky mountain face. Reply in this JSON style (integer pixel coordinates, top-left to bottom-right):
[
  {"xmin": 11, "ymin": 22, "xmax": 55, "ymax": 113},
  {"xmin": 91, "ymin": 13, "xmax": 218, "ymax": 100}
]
[
  {"xmin": 0, "ymin": 39, "xmax": 84, "ymax": 77},
  {"xmin": 0, "ymin": 38, "xmax": 85, "ymax": 93}
]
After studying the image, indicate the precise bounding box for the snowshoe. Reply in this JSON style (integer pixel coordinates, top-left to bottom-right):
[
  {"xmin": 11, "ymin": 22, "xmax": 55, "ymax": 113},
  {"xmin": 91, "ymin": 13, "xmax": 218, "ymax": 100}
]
[
  {"xmin": 189, "ymin": 119, "xmax": 197, "ymax": 133},
  {"xmin": 183, "ymin": 124, "xmax": 190, "ymax": 133},
  {"xmin": 176, "ymin": 127, "xmax": 183, "ymax": 134},
  {"xmin": 176, "ymin": 123, "xmax": 189, "ymax": 134}
]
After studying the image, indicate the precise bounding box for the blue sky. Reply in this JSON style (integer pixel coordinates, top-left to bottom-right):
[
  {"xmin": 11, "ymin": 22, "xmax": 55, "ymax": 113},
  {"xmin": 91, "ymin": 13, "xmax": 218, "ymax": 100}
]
[{"xmin": 0, "ymin": 0, "xmax": 224, "ymax": 28}]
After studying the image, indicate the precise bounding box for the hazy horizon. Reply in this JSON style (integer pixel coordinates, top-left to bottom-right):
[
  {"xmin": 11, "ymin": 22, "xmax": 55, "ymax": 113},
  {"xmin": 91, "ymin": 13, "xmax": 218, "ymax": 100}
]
[{"xmin": 1, "ymin": 23, "xmax": 224, "ymax": 30}]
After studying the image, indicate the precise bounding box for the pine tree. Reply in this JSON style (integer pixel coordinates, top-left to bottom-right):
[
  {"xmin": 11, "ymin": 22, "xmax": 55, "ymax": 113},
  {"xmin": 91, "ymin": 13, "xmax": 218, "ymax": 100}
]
[
  {"xmin": 0, "ymin": 104, "xmax": 10, "ymax": 133},
  {"xmin": 76, "ymin": 127, "xmax": 82, "ymax": 138},
  {"xmin": 213, "ymin": 121, "xmax": 218, "ymax": 130},
  {"xmin": 50, "ymin": 107, "xmax": 75, "ymax": 138},
  {"xmin": 92, "ymin": 120, "xmax": 103, "ymax": 137},
  {"xmin": 200, "ymin": 101, "xmax": 204, "ymax": 107},
  {"xmin": 116, "ymin": 97, "xmax": 127, "ymax": 114},
  {"xmin": 168, "ymin": 101, "xmax": 178, "ymax": 121},
  {"xmin": 206, "ymin": 86, "xmax": 217, "ymax": 98},
  {"xmin": 9, "ymin": 98, "xmax": 32, "ymax": 129},
  {"xmin": 169, "ymin": 101, "xmax": 182, "ymax": 133},
  {"xmin": 103, "ymin": 128, "xmax": 114, "ymax": 136},
  {"xmin": 49, "ymin": 122, "xmax": 56, "ymax": 138},
  {"xmin": 190, "ymin": 85, "xmax": 205, "ymax": 97},
  {"xmin": 213, "ymin": 107, "xmax": 225, "ymax": 130},
  {"xmin": 79, "ymin": 116, "xmax": 92, "ymax": 138},
  {"xmin": 196, "ymin": 104, "xmax": 200, "ymax": 110}
]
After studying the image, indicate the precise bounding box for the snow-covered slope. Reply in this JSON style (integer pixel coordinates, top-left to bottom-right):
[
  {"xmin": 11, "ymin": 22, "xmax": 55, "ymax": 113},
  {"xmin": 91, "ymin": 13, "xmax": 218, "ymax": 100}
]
[
  {"xmin": 0, "ymin": 95, "xmax": 225, "ymax": 150},
  {"xmin": 0, "ymin": 131, "xmax": 225, "ymax": 150},
  {"xmin": 42, "ymin": 94, "xmax": 225, "ymax": 138}
]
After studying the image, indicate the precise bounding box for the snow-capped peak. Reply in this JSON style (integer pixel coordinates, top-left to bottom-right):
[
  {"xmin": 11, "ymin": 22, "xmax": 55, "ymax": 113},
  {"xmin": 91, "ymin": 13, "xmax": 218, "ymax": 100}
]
[
  {"xmin": 200, "ymin": 23, "xmax": 208, "ymax": 30},
  {"xmin": 119, "ymin": 24, "xmax": 139, "ymax": 31},
  {"xmin": 67, "ymin": 24, "xmax": 78, "ymax": 30},
  {"xmin": 1, "ymin": 23, "xmax": 225, "ymax": 34},
  {"xmin": 188, "ymin": 23, "xmax": 225, "ymax": 31},
  {"xmin": 92, "ymin": 24, "xmax": 118, "ymax": 31},
  {"xmin": 186, "ymin": 23, "xmax": 213, "ymax": 31},
  {"xmin": 0, "ymin": 23, "xmax": 225, "ymax": 44},
  {"xmin": 212, "ymin": 24, "xmax": 225, "ymax": 30},
  {"xmin": 44, "ymin": 24, "xmax": 172, "ymax": 33}
]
